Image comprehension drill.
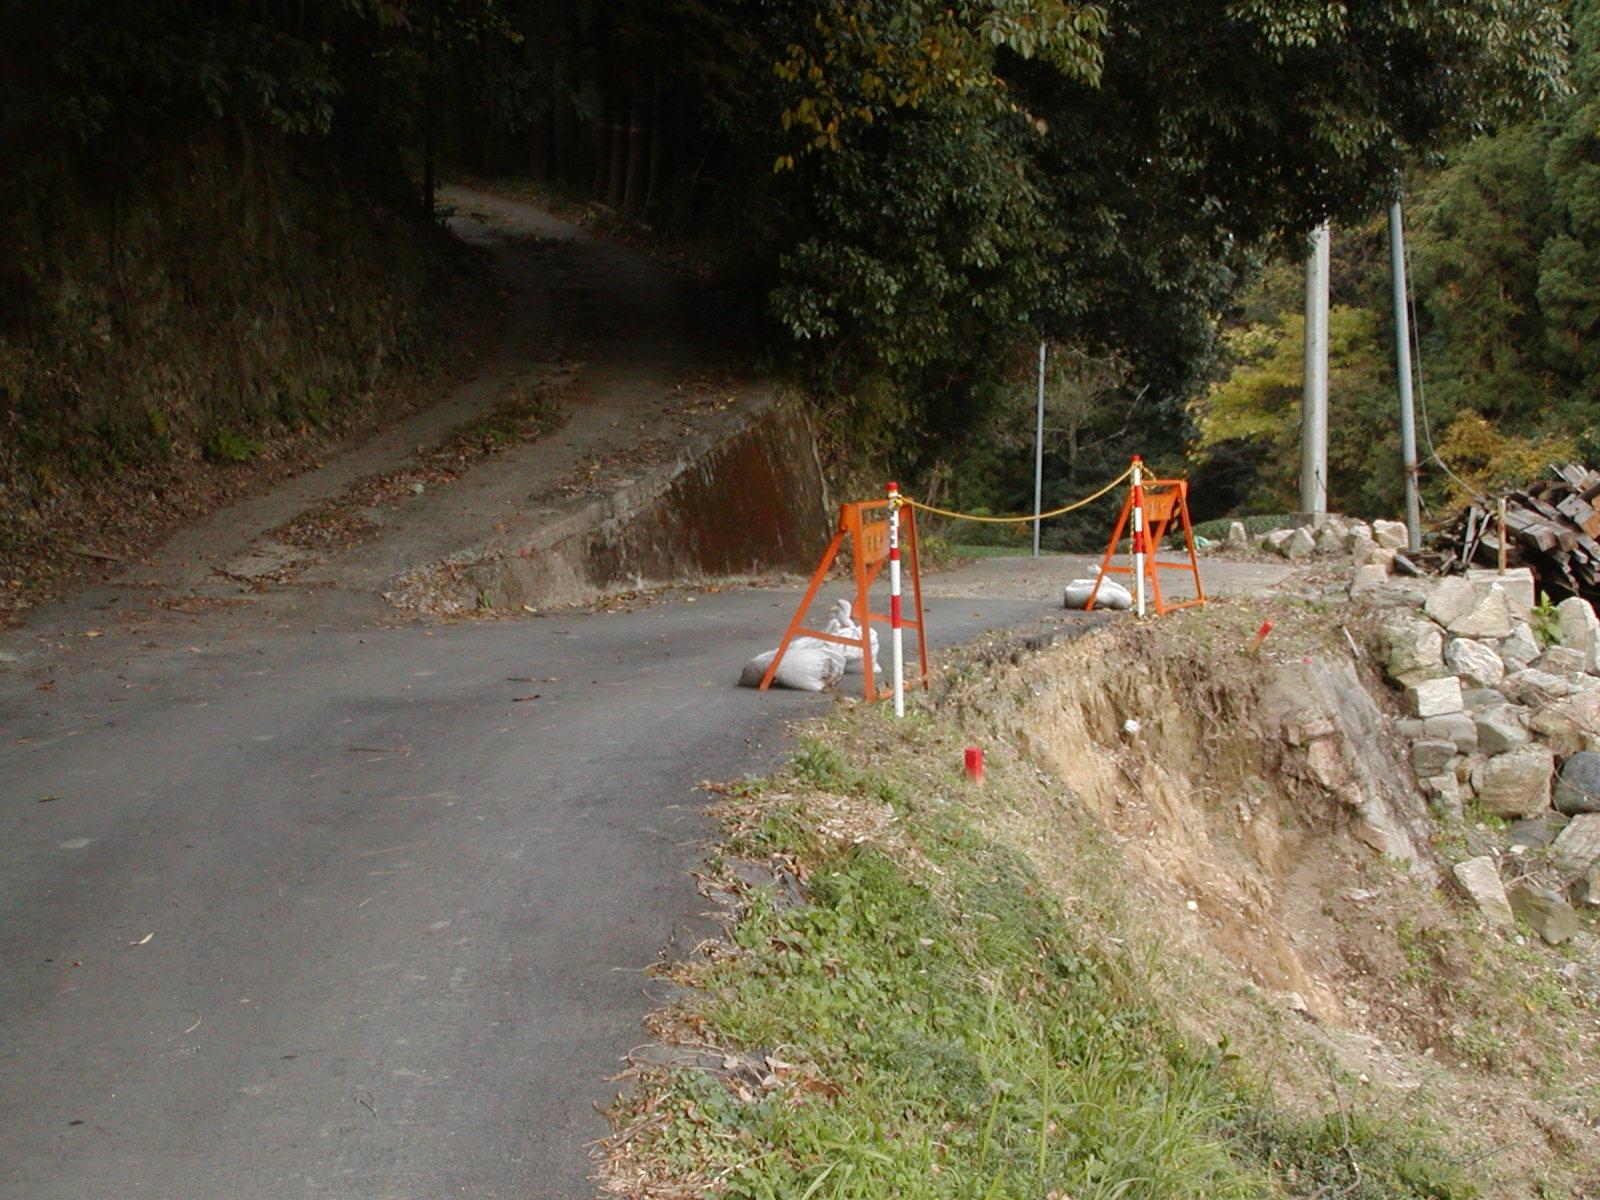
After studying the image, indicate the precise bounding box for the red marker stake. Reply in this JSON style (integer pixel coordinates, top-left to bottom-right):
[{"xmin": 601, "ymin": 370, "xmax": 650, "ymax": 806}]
[
  {"xmin": 964, "ymin": 747, "xmax": 985, "ymax": 785},
  {"xmin": 1248, "ymin": 620, "xmax": 1274, "ymax": 654}
]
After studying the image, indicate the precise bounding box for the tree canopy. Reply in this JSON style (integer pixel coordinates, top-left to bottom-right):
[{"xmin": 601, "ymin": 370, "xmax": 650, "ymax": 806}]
[
  {"xmin": 1, "ymin": 0, "xmax": 1574, "ymax": 496},
  {"xmin": 1192, "ymin": 0, "xmax": 1600, "ymax": 522}
]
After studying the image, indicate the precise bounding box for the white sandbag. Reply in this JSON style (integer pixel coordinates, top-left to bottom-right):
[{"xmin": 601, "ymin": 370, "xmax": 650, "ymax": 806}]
[
  {"xmin": 824, "ymin": 598, "xmax": 880, "ymax": 670},
  {"xmin": 1062, "ymin": 577, "xmax": 1133, "ymax": 611},
  {"xmin": 738, "ymin": 638, "xmax": 847, "ymax": 691}
]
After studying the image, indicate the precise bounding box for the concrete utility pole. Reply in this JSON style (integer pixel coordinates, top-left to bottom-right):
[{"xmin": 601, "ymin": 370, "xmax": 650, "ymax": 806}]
[
  {"xmin": 1033, "ymin": 341, "xmax": 1046, "ymax": 557},
  {"xmin": 1301, "ymin": 223, "xmax": 1330, "ymax": 524},
  {"xmin": 1388, "ymin": 202, "xmax": 1423, "ymax": 554}
]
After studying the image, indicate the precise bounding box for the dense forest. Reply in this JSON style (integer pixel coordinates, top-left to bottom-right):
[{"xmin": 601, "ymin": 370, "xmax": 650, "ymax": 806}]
[
  {"xmin": 1193, "ymin": 0, "xmax": 1600, "ymax": 526},
  {"xmin": 0, "ymin": 0, "xmax": 1575, "ymax": 551}
]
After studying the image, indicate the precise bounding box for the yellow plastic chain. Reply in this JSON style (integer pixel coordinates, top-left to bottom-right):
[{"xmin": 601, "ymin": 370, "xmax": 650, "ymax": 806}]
[{"xmin": 900, "ymin": 465, "xmax": 1133, "ymax": 524}]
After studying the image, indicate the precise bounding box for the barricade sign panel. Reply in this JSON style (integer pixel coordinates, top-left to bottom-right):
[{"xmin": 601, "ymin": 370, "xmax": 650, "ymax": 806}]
[
  {"xmin": 1086, "ymin": 459, "xmax": 1205, "ymax": 616},
  {"xmin": 760, "ymin": 495, "xmax": 928, "ymax": 703}
]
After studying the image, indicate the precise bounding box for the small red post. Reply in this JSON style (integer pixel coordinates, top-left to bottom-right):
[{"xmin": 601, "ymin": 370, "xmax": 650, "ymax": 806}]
[
  {"xmin": 964, "ymin": 747, "xmax": 985, "ymax": 785},
  {"xmin": 1248, "ymin": 620, "xmax": 1274, "ymax": 654}
]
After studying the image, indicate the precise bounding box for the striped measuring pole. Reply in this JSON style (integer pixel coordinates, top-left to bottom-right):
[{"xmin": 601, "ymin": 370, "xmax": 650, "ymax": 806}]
[
  {"xmin": 1130, "ymin": 457, "xmax": 1147, "ymax": 618},
  {"xmin": 887, "ymin": 481, "xmax": 905, "ymax": 718}
]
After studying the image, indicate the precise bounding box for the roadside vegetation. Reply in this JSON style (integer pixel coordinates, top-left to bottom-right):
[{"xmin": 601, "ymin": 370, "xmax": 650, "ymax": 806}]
[{"xmin": 604, "ymin": 603, "xmax": 1599, "ymax": 1199}]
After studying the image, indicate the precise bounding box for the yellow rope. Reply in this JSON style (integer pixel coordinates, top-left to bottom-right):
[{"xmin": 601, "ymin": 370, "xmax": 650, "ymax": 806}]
[{"xmin": 902, "ymin": 465, "xmax": 1133, "ymax": 524}]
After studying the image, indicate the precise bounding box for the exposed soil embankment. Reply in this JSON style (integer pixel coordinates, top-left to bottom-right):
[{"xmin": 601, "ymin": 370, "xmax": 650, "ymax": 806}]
[{"xmin": 942, "ymin": 602, "xmax": 1599, "ymax": 1193}]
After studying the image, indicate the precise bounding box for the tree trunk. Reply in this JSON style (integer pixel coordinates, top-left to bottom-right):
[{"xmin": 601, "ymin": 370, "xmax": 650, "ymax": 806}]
[
  {"xmin": 606, "ymin": 87, "xmax": 628, "ymax": 208},
  {"xmin": 644, "ymin": 86, "xmax": 665, "ymax": 214},
  {"xmin": 622, "ymin": 83, "xmax": 645, "ymax": 214},
  {"xmin": 423, "ymin": 113, "xmax": 437, "ymax": 218},
  {"xmin": 589, "ymin": 87, "xmax": 610, "ymax": 198}
]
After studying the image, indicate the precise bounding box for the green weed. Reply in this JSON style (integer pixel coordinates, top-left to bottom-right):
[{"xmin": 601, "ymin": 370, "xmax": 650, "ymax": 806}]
[
  {"xmin": 619, "ymin": 749, "xmax": 1479, "ymax": 1199},
  {"xmin": 203, "ymin": 428, "xmax": 263, "ymax": 463}
]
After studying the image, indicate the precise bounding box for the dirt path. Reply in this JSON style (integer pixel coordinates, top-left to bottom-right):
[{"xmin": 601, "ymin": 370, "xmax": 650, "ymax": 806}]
[{"xmin": 0, "ymin": 186, "xmax": 776, "ymax": 670}]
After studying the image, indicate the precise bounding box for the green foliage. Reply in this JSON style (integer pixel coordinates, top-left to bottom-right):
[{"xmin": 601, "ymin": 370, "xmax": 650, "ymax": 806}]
[
  {"xmin": 1193, "ymin": 305, "xmax": 1390, "ymax": 515},
  {"xmin": 1531, "ymin": 591, "xmax": 1564, "ymax": 645},
  {"xmin": 1192, "ymin": 0, "xmax": 1600, "ymax": 520},
  {"xmin": 622, "ymin": 739, "xmax": 1480, "ymax": 1199},
  {"xmin": 202, "ymin": 429, "xmax": 263, "ymax": 464}
]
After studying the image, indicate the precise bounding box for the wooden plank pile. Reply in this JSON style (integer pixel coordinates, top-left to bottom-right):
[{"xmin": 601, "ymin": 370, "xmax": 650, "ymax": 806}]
[{"xmin": 1443, "ymin": 464, "xmax": 1600, "ymax": 602}]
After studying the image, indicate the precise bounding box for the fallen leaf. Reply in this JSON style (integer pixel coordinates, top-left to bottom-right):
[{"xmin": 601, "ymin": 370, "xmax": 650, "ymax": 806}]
[{"xmin": 130, "ymin": 933, "xmax": 153, "ymax": 946}]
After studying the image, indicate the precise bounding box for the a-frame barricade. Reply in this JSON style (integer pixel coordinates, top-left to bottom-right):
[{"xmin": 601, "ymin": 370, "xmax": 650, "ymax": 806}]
[
  {"xmin": 1087, "ymin": 474, "xmax": 1205, "ymax": 615},
  {"xmin": 760, "ymin": 498, "xmax": 929, "ymax": 701}
]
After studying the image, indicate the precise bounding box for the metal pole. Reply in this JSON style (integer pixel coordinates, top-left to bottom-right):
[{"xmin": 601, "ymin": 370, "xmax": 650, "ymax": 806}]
[
  {"xmin": 1301, "ymin": 222, "xmax": 1330, "ymax": 525},
  {"xmin": 1388, "ymin": 202, "xmax": 1423, "ymax": 554},
  {"xmin": 1130, "ymin": 456, "xmax": 1146, "ymax": 618},
  {"xmin": 1033, "ymin": 341, "xmax": 1046, "ymax": 558},
  {"xmin": 1498, "ymin": 497, "xmax": 1508, "ymax": 575},
  {"xmin": 887, "ymin": 481, "xmax": 905, "ymax": 718}
]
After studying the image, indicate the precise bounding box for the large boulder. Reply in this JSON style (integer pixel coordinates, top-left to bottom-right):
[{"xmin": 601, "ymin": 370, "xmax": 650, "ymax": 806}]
[
  {"xmin": 1410, "ymin": 739, "xmax": 1458, "ymax": 776},
  {"xmin": 1384, "ymin": 620, "xmax": 1444, "ymax": 686},
  {"xmin": 1509, "ymin": 884, "xmax": 1580, "ymax": 945},
  {"xmin": 1475, "ymin": 744, "xmax": 1554, "ymax": 818},
  {"xmin": 1499, "ymin": 623, "xmax": 1541, "ymax": 671},
  {"xmin": 1474, "ymin": 705, "xmax": 1531, "ymax": 755},
  {"xmin": 1423, "ymin": 712, "xmax": 1478, "ymax": 753},
  {"xmin": 1223, "ymin": 521, "xmax": 1249, "ymax": 552},
  {"xmin": 1261, "ymin": 528, "xmax": 1295, "ymax": 556},
  {"xmin": 1422, "ymin": 772, "xmax": 1463, "ymax": 818},
  {"xmin": 1554, "ymin": 750, "xmax": 1600, "ymax": 816},
  {"xmin": 1509, "ymin": 813, "xmax": 1567, "ymax": 850},
  {"xmin": 1575, "ymin": 863, "xmax": 1600, "ymax": 908},
  {"xmin": 1283, "ymin": 527, "xmax": 1315, "ymax": 560},
  {"xmin": 1465, "ymin": 567, "xmax": 1536, "ymax": 618},
  {"xmin": 1315, "ymin": 524, "xmax": 1345, "ymax": 556},
  {"xmin": 1529, "ymin": 693, "xmax": 1600, "ymax": 755},
  {"xmin": 1462, "ymin": 687, "xmax": 1507, "ymax": 713},
  {"xmin": 1359, "ymin": 544, "xmax": 1397, "ymax": 570},
  {"xmin": 1406, "ymin": 676, "xmax": 1463, "ymax": 718},
  {"xmin": 1536, "ymin": 645, "xmax": 1587, "ymax": 676},
  {"xmin": 1452, "ymin": 856, "xmax": 1514, "ymax": 928},
  {"xmin": 1501, "ymin": 668, "xmax": 1586, "ymax": 707},
  {"xmin": 1550, "ymin": 813, "xmax": 1600, "ymax": 873},
  {"xmin": 1556, "ymin": 596, "xmax": 1600, "ymax": 671},
  {"xmin": 1372, "ymin": 519, "xmax": 1409, "ymax": 550},
  {"xmin": 1444, "ymin": 638, "xmax": 1505, "ymax": 689},
  {"xmin": 1425, "ymin": 577, "xmax": 1517, "ymax": 639},
  {"xmin": 1424, "ymin": 577, "xmax": 1478, "ymax": 627},
  {"xmin": 1450, "ymin": 586, "xmax": 1515, "ymax": 639}
]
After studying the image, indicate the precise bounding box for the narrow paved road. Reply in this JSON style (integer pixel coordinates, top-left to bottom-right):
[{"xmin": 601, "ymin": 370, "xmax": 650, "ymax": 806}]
[{"xmin": 0, "ymin": 587, "xmax": 1058, "ymax": 1199}]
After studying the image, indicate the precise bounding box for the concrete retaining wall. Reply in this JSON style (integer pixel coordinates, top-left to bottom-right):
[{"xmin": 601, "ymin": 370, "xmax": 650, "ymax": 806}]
[{"xmin": 404, "ymin": 398, "xmax": 832, "ymax": 613}]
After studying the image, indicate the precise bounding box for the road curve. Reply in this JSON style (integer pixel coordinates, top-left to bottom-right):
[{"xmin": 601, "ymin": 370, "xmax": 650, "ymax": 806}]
[{"xmin": 0, "ymin": 588, "xmax": 1056, "ymax": 1199}]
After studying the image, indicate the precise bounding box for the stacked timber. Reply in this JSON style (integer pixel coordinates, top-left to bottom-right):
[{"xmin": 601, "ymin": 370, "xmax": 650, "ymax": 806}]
[{"xmin": 1444, "ymin": 464, "xmax": 1600, "ymax": 603}]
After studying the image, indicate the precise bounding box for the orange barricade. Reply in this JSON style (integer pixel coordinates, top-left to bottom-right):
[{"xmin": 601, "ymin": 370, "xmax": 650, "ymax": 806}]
[
  {"xmin": 1087, "ymin": 475, "xmax": 1205, "ymax": 615},
  {"xmin": 760, "ymin": 498, "xmax": 929, "ymax": 701}
]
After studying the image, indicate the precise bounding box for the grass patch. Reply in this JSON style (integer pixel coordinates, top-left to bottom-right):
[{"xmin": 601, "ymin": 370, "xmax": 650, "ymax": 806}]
[
  {"xmin": 607, "ymin": 715, "xmax": 1481, "ymax": 1200},
  {"xmin": 939, "ymin": 542, "xmax": 1039, "ymax": 559}
]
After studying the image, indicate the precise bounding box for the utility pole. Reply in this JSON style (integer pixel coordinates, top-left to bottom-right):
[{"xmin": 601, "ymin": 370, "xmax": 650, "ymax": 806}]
[
  {"xmin": 1388, "ymin": 202, "xmax": 1423, "ymax": 554},
  {"xmin": 1033, "ymin": 341, "xmax": 1046, "ymax": 557},
  {"xmin": 1301, "ymin": 223, "xmax": 1330, "ymax": 524}
]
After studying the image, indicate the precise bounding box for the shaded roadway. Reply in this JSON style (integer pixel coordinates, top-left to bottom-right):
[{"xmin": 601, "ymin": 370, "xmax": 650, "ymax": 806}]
[{"xmin": 0, "ymin": 587, "xmax": 1068, "ymax": 1199}]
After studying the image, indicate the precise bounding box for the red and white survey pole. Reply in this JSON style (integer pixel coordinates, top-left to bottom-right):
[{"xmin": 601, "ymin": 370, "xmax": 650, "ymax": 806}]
[
  {"xmin": 1130, "ymin": 456, "xmax": 1147, "ymax": 618},
  {"xmin": 887, "ymin": 481, "xmax": 905, "ymax": 718}
]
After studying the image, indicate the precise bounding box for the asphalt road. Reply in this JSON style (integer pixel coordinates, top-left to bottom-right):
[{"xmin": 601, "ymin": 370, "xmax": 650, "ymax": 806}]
[{"xmin": 0, "ymin": 587, "xmax": 1059, "ymax": 1199}]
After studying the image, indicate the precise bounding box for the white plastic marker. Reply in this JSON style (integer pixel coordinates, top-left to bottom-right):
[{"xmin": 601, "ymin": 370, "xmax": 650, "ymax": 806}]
[
  {"xmin": 887, "ymin": 481, "xmax": 905, "ymax": 718},
  {"xmin": 1130, "ymin": 456, "xmax": 1147, "ymax": 618}
]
